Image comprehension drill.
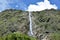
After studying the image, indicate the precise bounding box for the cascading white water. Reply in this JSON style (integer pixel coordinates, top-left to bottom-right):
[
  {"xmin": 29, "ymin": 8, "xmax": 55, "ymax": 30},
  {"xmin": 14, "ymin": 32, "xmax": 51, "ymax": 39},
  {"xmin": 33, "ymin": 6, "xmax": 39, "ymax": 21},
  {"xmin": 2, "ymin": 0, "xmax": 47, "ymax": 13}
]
[{"xmin": 28, "ymin": 11, "xmax": 33, "ymax": 36}]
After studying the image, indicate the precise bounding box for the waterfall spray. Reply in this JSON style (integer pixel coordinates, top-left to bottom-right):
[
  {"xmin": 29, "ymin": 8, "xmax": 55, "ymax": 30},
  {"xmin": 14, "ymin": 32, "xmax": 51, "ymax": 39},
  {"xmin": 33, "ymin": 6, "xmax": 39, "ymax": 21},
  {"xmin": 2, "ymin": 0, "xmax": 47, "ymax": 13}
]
[{"xmin": 28, "ymin": 11, "xmax": 33, "ymax": 36}]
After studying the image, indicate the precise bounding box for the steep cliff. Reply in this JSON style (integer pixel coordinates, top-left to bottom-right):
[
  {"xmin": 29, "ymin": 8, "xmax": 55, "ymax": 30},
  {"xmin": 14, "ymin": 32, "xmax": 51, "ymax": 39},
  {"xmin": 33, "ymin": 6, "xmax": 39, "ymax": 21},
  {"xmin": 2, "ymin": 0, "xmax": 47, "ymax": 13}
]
[{"xmin": 0, "ymin": 9, "xmax": 60, "ymax": 40}]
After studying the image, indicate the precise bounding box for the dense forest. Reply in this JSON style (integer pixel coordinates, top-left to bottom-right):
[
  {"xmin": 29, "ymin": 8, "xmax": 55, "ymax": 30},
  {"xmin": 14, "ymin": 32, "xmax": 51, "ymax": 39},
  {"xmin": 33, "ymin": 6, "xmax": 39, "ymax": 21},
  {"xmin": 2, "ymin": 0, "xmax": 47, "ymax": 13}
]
[{"xmin": 0, "ymin": 9, "xmax": 60, "ymax": 40}]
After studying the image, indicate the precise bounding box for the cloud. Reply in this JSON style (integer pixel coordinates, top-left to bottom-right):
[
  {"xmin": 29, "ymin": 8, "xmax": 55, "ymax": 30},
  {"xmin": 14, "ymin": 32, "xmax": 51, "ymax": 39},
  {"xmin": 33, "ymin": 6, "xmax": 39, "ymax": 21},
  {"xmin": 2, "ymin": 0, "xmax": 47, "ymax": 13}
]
[{"xmin": 27, "ymin": 0, "xmax": 58, "ymax": 11}]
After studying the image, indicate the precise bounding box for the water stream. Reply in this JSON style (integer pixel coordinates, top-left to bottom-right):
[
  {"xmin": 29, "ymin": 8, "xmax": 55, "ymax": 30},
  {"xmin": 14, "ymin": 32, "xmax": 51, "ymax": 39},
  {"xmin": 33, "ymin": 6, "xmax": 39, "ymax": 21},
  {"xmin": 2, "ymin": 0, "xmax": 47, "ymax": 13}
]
[{"xmin": 28, "ymin": 11, "xmax": 33, "ymax": 36}]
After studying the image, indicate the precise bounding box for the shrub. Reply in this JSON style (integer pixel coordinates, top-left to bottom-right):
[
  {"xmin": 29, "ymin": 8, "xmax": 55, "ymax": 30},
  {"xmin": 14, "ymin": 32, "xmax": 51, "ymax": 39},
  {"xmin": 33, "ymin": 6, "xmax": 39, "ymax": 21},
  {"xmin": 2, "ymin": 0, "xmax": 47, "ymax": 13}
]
[
  {"xmin": 0, "ymin": 32, "xmax": 36, "ymax": 40},
  {"xmin": 49, "ymin": 33, "xmax": 60, "ymax": 40}
]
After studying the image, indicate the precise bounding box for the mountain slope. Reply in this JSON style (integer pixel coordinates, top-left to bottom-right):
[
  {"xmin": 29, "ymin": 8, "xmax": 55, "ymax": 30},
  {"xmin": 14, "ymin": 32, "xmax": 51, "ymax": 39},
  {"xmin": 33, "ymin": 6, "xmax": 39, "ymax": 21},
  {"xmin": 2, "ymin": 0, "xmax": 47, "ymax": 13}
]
[
  {"xmin": 0, "ymin": 9, "xmax": 60, "ymax": 40},
  {"xmin": 0, "ymin": 9, "xmax": 29, "ymax": 36}
]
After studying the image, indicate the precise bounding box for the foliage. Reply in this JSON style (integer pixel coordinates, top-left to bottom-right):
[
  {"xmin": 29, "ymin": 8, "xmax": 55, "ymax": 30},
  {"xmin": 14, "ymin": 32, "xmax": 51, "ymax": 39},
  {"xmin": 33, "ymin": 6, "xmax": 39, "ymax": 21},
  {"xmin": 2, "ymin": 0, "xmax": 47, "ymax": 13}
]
[
  {"xmin": 0, "ymin": 32, "xmax": 36, "ymax": 40},
  {"xmin": 0, "ymin": 9, "xmax": 29, "ymax": 36},
  {"xmin": 32, "ymin": 10, "xmax": 60, "ymax": 33},
  {"xmin": 0, "ymin": 9, "xmax": 60, "ymax": 40},
  {"xmin": 49, "ymin": 33, "xmax": 60, "ymax": 40}
]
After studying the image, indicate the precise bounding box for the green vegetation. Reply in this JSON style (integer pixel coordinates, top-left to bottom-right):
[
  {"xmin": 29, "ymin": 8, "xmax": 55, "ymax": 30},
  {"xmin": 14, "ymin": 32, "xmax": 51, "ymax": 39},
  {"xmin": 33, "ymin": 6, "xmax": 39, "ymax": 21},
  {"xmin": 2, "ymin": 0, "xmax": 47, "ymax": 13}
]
[
  {"xmin": 0, "ymin": 9, "xmax": 60, "ymax": 40},
  {"xmin": 49, "ymin": 33, "xmax": 60, "ymax": 40},
  {"xmin": 0, "ymin": 9, "xmax": 29, "ymax": 37},
  {"xmin": 0, "ymin": 32, "xmax": 36, "ymax": 40},
  {"xmin": 32, "ymin": 9, "xmax": 60, "ymax": 33}
]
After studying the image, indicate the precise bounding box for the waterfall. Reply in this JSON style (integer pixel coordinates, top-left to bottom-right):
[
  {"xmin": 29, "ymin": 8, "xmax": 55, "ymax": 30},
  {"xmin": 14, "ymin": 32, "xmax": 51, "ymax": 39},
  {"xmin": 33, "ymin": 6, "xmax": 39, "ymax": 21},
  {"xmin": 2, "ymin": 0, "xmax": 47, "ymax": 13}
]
[{"xmin": 28, "ymin": 11, "xmax": 33, "ymax": 36}]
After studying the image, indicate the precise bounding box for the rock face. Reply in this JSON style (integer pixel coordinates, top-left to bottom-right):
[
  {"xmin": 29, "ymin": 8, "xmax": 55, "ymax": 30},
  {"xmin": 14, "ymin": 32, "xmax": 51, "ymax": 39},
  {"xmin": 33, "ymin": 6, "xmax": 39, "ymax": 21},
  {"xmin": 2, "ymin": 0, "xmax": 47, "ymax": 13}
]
[
  {"xmin": 0, "ymin": 9, "xmax": 29, "ymax": 36},
  {"xmin": 0, "ymin": 9, "xmax": 60, "ymax": 40}
]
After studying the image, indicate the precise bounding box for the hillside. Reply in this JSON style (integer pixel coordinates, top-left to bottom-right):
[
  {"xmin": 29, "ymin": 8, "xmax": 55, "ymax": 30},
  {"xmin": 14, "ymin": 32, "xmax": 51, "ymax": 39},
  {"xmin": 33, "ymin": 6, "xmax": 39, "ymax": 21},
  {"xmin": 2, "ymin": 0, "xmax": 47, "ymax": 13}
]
[{"xmin": 0, "ymin": 9, "xmax": 60, "ymax": 40}]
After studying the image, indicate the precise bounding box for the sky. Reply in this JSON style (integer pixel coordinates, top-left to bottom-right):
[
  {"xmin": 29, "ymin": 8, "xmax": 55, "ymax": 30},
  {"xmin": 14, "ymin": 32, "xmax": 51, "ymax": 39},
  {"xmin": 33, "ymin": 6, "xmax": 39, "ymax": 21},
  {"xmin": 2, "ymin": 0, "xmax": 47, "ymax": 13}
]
[{"xmin": 0, "ymin": 0, "xmax": 60, "ymax": 12}]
